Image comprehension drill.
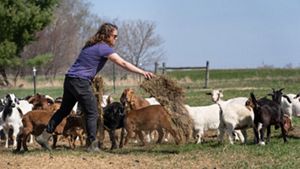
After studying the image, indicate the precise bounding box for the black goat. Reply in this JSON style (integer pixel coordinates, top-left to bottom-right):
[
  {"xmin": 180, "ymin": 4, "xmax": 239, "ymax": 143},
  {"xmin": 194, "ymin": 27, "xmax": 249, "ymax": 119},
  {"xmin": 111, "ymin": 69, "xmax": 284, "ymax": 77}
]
[
  {"xmin": 249, "ymin": 89, "xmax": 289, "ymax": 145},
  {"xmin": 103, "ymin": 102, "xmax": 125, "ymax": 150}
]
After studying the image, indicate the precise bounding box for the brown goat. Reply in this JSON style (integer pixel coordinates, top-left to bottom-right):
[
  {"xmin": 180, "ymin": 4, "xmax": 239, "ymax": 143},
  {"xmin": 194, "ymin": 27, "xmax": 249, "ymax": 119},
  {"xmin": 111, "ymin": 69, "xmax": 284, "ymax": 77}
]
[
  {"xmin": 63, "ymin": 114, "xmax": 85, "ymax": 149},
  {"xmin": 120, "ymin": 105, "xmax": 180, "ymax": 147},
  {"xmin": 120, "ymin": 88, "xmax": 150, "ymax": 111},
  {"xmin": 27, "ymin": 93, "xmax": 55, "ymax": 110},
  {"xmin": 15, "ymin": 103, "xmax": 66, "ymax": 151},
  {"xmin": 120, "ymin": 88, "xmax": 161, "ymax": 142},
  {"xmin": 283, "ymin": 114, "xmax": 292, "ymax": 134}
]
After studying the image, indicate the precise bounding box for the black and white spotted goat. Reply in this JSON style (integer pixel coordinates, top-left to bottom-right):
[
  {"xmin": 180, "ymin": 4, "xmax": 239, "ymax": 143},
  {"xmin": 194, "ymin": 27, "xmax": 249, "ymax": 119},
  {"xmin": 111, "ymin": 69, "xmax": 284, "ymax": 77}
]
[{"xmin": 0, "ymin": 94, "xmax": 33, "ymax": 148}]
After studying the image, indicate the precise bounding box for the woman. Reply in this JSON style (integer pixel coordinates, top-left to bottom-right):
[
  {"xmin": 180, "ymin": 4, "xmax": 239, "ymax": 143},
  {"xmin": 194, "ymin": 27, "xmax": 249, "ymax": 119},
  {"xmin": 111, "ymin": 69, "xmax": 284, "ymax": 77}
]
[{"xmin": 36, "ymin": 23, "xmax": 154, "ymax": 152}]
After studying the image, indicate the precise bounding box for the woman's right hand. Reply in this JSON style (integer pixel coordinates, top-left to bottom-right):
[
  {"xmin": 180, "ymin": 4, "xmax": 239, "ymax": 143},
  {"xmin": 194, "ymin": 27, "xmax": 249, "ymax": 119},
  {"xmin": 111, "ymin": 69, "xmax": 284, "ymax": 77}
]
[{"xmin": 143, "ymin": 71, "xmax": 155, "ymax": 80}]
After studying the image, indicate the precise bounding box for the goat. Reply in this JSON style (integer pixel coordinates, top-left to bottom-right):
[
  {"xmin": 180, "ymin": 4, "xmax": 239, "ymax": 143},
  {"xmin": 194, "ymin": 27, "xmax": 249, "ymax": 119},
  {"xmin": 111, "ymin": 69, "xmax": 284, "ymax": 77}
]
[
  {"xmin": 120, "ymin": 88, "xmax": 163, "ymax": 143},
  {"xmin": 26, "ymin": 93, "xmax": 54, "ymax": 110},
  {"xmin": 15, "ymin": 102, "xmax": 65, "ymax": 151},
  {"xmin": 120, "ymin": 105, "xmax": 180, "ymax": 147},
  {"xmin": 103, "ymin": 102, "xmax": 125, "ymax": 150},
  {"xmin": 120, "ymin": 88, "xmax": 150, "ymax": 111},
  {"xmin": 62, "ymin": 114, "xmax": 85, "ymax": 149},
  {"xmin": 0, "ymin": 94, "xmax": 32, "ymax": 148},
  {"xmin": 248, "ymin": 89, "xmax": 289, "ymax": 145},
  {"xmin": 185, "ymin": 104, "xmax": 221, "ymax": 144},
  {"xmin": 206, "ymin": 90, "xmax": 253, "ymax": 144},
  {"xmin": 283, "ymin": 93, "xmax": 300, "ymax": 117}
]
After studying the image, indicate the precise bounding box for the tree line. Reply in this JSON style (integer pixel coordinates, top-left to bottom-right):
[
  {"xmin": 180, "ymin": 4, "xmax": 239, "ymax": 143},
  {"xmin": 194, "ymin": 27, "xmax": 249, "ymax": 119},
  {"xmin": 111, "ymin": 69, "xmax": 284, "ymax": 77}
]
[{"xmin": 0, "ymin": 0, "xmax": 164, "ymax": 87}]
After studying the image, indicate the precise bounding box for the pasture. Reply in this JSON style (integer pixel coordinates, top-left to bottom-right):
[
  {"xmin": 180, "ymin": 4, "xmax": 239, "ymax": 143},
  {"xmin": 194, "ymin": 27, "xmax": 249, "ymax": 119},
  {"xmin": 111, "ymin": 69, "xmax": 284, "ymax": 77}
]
[{"xmin": 1, "ymin": 68, "xmax": 300, "ymax": 169}]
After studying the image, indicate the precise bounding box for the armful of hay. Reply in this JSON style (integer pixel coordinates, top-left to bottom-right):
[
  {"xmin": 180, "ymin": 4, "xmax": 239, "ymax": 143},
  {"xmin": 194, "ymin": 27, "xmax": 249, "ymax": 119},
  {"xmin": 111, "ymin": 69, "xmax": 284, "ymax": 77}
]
[{"xmin": 140, "ymin": 75, "xmax": 194, "ymax": 143}]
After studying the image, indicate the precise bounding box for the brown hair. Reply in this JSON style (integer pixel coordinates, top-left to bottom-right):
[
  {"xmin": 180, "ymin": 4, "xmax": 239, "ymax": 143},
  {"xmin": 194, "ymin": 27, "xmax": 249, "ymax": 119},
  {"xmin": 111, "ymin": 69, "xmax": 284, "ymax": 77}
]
[{"xmin": 83, "ymin": 23, "xmax": 118, "ymax": 49}]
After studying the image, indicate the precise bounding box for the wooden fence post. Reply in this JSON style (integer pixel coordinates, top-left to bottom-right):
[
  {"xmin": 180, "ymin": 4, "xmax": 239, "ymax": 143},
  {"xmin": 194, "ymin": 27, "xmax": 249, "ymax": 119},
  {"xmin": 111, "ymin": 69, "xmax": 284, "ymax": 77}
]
[
  {"xmin": 154, "ymin": 62, "xmax": 158, "ymax": 74},
  {"xmin": 162, "ymin": 62, "xmax": 166, "ymax": 74},
  {"xmin": 204, "ymin": 61, "xmax": 209, "ymax": 88},
  {"xmin": 92, "ymin": 76, "xmax": 104, "ymax": 148}
]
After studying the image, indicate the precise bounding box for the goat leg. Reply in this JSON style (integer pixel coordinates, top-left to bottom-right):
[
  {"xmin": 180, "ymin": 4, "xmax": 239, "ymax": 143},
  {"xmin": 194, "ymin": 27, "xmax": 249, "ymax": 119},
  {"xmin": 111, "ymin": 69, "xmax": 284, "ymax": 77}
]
[
  {"xmin": 15, "ymin": 133, "xmax": 23, "ymax": 152},
  {"xmin": 136, "ymin": 131, "xmax": 145, "ymax": 146},
  {"xmin": 266, "ymin": 126, "xmax": 271, "ymax": 144},
  {"xmin": 156, "ymin": 128, "xmax": 164, "ymax": 144},
  {"xmin": 119, "ymin": 128, "xmax": 125, "ymax": 148},
  {"xmin": 253, "ymin": 127, "xmax": 259, "ymax": 144},
  {"xmin": 52, "ymin": 135, "xmax": 58, "ymax": 149},
  {"xmin": 259, "ymin": 126, "xmax": 265, "ymax": 145},
  {"xmin": 280, "ymin": 123, "xmax": 288, "ymax": 143},
  {"xmin": 108, "ymin": 129, "xmax": 117, "ymax": 150}
]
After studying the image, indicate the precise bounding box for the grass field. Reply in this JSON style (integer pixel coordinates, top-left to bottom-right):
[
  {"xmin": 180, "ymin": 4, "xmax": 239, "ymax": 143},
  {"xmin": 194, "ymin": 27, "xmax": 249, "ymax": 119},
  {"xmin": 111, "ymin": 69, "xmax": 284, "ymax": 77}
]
[{"xmin": 1, "ymin": 68, "xmax": 300, "ymax": 169}]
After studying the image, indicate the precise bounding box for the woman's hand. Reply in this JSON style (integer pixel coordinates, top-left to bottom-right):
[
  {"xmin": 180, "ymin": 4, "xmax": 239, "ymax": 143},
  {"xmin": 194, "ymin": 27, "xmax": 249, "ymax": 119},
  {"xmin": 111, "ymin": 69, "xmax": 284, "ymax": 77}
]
[{"xmin": 143, "ymin": 71, "xmax": 155, "ymax": 79}]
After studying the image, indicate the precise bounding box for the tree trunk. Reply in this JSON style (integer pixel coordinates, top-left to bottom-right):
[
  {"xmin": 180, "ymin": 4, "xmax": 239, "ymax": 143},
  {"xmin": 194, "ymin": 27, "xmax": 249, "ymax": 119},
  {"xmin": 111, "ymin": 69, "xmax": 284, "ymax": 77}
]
[
  {"xmin": 13, "ymin": 68, "xmax": 21, "ymax": 87},
  {"xmin": 0, "ymin": 67, "xmax": 11, "ymax": 86}
]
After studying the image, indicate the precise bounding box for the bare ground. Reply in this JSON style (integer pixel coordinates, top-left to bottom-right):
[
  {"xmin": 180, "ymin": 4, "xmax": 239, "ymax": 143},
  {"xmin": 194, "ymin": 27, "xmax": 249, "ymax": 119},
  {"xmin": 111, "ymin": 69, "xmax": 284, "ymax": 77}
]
[
  {"xmin": 0, "ymin": 131, "xmax": 219, "ymax": 169},
  {"xmin": 2, "ymin": 128, "xmax": 300, "ymax": 169}
]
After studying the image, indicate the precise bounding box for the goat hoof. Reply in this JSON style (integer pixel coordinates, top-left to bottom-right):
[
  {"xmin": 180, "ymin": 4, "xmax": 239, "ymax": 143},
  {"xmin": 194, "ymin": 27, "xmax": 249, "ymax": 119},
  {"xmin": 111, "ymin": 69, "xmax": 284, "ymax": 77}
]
[{"xmin": 111, "ymin": 145, "xmax": 117, "ymax": 150}]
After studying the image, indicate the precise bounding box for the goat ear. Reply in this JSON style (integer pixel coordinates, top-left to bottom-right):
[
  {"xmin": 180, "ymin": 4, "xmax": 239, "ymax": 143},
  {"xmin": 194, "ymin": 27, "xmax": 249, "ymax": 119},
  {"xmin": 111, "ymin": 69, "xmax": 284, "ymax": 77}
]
[
  {"xmin": 294, "ymin": 93, "xmax": 300, "ymax": 99},
  {"xmin": 106, "ymin": 95, "xmax": 113, "ymax": 105},
  {"xmin": 15, "ymin": 98, "xmax": 20, "ymax": 104},
  {"xmin": 283, "ymin": 95, "xmax": 292, "ymax": 103},
  {"xmin": 250, "ymin": 93, "xmax": 258, "ymax": 107},
  {"xmin": 206, "ymin": 92, "xmax": 212, "ymax": 95},
  {"xmin": 46, "ymin": 98, "xmax": 54, "ymax": 104},
  {"xmin": 272, "ymin": 88, "xmax": 275, "ymax": 92}
]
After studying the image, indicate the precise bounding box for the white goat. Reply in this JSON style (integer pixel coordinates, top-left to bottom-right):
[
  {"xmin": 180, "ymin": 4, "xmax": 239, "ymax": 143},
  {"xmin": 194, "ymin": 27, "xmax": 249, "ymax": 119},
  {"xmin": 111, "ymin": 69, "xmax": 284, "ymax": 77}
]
[
  {"xmin": 185, "ymin": 104, "xmax": 221, "ymax": 144},
  {"xmin": 281, "ymin": 94, "xmax": 293, "ymax": 118},
  {"xmin": 207, "ymin": 89, "xmax": 254, "ymax": 144},
  {"xmin": 282, "ymin": 93, "xmax": 300, "ymax": 117}
]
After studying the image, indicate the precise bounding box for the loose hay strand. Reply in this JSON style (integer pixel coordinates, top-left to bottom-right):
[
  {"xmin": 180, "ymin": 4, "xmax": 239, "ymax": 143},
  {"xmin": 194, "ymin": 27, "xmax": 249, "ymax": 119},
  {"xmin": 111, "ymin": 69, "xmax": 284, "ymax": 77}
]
[{"xmin": 140, "ymin": 75, "xmax": 193, "ymax": 143}]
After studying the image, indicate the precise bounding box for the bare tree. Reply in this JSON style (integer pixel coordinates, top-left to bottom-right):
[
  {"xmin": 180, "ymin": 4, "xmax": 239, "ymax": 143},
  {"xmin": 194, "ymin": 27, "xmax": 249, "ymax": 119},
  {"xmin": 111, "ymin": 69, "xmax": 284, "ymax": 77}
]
[
  {"xmin": 119, "ymin": 20, "xmax": 164, "ymax": 68},
  {"xmin": 21, "ymin": 0, "xmax": 101, "ymax": 80},
  {"xmin": 102, "ymin": 20, "xmax": 165, "ymax": 79},
  {"xmin": 21, "ymin": 3, "xmax": 164, "ymax": 82}
]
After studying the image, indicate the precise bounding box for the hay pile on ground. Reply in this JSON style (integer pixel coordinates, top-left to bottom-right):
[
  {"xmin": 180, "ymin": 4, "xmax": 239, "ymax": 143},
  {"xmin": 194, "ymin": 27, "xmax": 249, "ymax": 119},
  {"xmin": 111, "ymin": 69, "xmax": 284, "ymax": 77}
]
[{"xmin": 140, "ymin": 75, "xmax": 193, "ymax": 143}]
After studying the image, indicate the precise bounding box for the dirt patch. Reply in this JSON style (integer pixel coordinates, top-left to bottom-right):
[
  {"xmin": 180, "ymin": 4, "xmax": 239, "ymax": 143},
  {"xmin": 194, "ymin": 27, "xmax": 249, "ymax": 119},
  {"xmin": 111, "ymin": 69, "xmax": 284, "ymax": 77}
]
[
  {"xmin": 0, "ymin": 152, "xmax": 217, "ymax": 169},
  {"xmin": 0, "ymin": 131, "xmax": 220, "ymax": 169},
  {"xmin": 0, "ymin": 143, "xmax": 217, "ymax": 169}
]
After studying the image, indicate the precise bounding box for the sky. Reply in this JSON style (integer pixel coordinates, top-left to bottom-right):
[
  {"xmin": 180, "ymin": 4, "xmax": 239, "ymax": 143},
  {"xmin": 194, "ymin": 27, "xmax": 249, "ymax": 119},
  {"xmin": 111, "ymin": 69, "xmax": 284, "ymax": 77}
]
[{"xmin": 87, "ymin": 0, "xmax": 300, "ymax": 69}]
